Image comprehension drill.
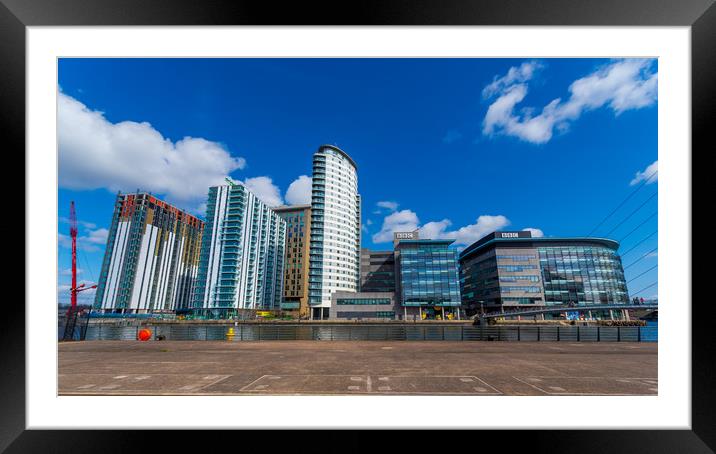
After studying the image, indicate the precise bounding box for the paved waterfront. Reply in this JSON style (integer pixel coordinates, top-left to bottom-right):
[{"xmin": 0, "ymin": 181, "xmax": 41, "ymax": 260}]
[{"xmin": 59, "ymin": 341, "xmax": 657, "ymax": 396}]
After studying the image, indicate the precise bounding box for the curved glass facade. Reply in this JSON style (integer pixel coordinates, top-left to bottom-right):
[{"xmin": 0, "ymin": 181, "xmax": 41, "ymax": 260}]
[
  {"xmin": 459, "ymin": 233, "xmax": 628, "ymax": 314},
  {"xmin": 539, "ymin": 245, "xmax": 627, "ymax": 305}
]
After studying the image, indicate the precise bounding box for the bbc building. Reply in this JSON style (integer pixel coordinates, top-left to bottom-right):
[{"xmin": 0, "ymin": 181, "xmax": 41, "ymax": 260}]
[
  {"xmin": 329, "ymin": 230, "xmax": 463, "ymax": 320},
  {"xmin": 458, "ymin": 231, "xmax": 629, "ymax": 319}
]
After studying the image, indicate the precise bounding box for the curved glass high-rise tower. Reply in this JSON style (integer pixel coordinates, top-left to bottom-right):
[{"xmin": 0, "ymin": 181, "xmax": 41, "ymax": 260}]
[{"xmin": 308, "ymin": 145, "xmax": 361, "ymax": 319}]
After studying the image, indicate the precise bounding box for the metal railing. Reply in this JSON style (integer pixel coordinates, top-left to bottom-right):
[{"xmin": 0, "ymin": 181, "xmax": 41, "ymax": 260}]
[{"xmin": 82, "ymin": 324, "xmax": 657, "ymax": 342}]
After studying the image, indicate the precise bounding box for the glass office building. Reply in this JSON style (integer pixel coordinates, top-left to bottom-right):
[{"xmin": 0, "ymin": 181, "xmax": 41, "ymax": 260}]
[
  {"xmin": 459, "ymin": 231, "xmax": 628, "ymax": 317},
  {"xmin": 395, "ymin": 238, "xmax": 462, "ymax": 320},
  {"xmin": 191, "ymin": 183, "xmax": 286, "ymax": 318}
]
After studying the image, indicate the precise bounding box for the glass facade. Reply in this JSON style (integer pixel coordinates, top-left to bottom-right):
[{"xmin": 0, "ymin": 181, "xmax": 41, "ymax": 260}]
[
  {"xmin": 336, "ymin": 298, "xmax": 392, "ymax": 305},
  {"xmin": 539, "ymin": 245, "xmax": 627, "ymax": 306},
  {"xmin": 459, "ymin": 233, "xmax": 629, "ymax": 314},
  {"xmin": 397, "ymin": 240, "xmax": 461, "ymax": 307},
  {"xmin": 191, "ymin": 184, "xmax": 286, "ymax": 314},
  {"xmin": 336, "ymin": 311, "xmax": 395, "ymax": 318}
]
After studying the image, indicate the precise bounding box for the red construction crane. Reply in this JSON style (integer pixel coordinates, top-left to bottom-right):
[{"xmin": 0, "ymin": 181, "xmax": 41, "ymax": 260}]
[{"xmin": 68, "ymin": 201, "xmax": 96, "ymax": 314}]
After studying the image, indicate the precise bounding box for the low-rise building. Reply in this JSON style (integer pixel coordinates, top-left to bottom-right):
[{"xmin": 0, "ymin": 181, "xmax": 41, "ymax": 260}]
[
  {"xmin": 360, "ymin": 248, "xmax": 396, "ymax": 292},
  {"xmin": 330, "ymin": 291, "xmax": 397, "ymax": 320}
]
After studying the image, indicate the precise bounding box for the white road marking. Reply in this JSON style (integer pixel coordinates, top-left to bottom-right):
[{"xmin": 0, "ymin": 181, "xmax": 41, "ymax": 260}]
[
  {"xmin": 460, "ymin": 378, "xmax": 474, "ymax": 382},
  {"xmin": 268, "ymin": 376, "xmax": 282, "ymax": 380},
  {"xmin": 348, "ymin": 386, "xmax": 360, "ymax": 391},
  {"xmin": 255, "ymin": 385, "xmax": 269, "ymax": 390},
  {"xmin": 367, "ymin": 376, "xmax": 372, "ymax": 392},
  {"xmin": 99, "ymin": 384, "xmax": 120, "ymax": 390},
  {"xmin": 203, "ymin": 375, "xmax": 221, "ymax": 380},
  {"xmin": 649, "ymin": 388, "xmax": 658, "ymax": 392},
  {"xmin": 473, "ymin": 387, "xmax": 488, "ymax": 392},
  {"xmin": 350, "ymin": 377, "xmax": 362, "ymax": 381},
  {"xmin": 134, "ymin": 375, "xmax": 150, "ymax": 380},
  {"xmin": 179, "ymin": 385, "xmax": 200, "ymax": 390},
  {"xmin": 378, "ymin": 377, "xmax": 389, "ymax": 381},
  {"xmin": 549, "ymin": 386, "xmax": 566, "ymax": 392},
  {"xmin": 378, "ymin": 386, "xmax": 391, "ymax": 391},
  {"xmin": 77, "ymin": 384, "xmax": 95, "ymax": 389},
  {"xmin": 381, "ymin": 347, "xmax": 393, "ymax": 350},
  {"xmin": 113, "ymin": 375, "xmax": 127, "ymax": 379}
]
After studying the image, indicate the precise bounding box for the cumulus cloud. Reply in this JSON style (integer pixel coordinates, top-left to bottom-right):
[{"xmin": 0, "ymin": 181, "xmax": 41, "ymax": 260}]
[
  {"xmin": 482, "ymin": 59, "xmax": 658, "ymax": 144},
  {"xmin": 372, "ymin": 209, "xmax": 420, "ymax": 243},
  {"xmin": 60, "ymin": 268, "xmax": 83, "ymax": 276},
  {"xmin": 58, "ymin": 226, "xmax": 109, "ymax": 252},
  {"xmin": 58, "ymin": 92, "xmax": 246, "ymax": 211},
  {"xmin": 376, "ymin": 201, "xmax": 399, "ymax": 212},
  {"xmin": 630, "ymin": 160, "xmax": 658, "ymax": 186},
  {"xmin": 59, "ymin": 217, "xmax": 96, "ymax": 229},
  {"xmin": 242, "ymin": 176, "xmax": 283, "ymax": 207},
  {"xmin": 285, "ymin": 175, "xmax": 313, "ymax": 205},
  {"xmin": 522, "ymin": 227, "xmax": 544, "ymax": 238},
  {"xmin": 421, "ymin": 215, "xmax": 512, "ymax": 247},
  {"xmin": 372, "ymin": 209, "xmax": 513, "ymax": 248},
  {"xmin": 482, "ymin": 61, "xmax": 543, "ymax": 100}
]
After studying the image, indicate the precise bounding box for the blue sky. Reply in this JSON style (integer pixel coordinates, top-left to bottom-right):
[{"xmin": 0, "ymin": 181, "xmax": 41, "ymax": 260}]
[{"xmin": 57, "ymin": 58, "xmax": 658, "ymax": 304}]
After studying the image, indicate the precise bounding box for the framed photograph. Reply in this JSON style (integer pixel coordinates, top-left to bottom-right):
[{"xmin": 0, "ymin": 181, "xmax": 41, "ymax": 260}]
[{"xmin": 7, "ymin": 0, "xmax": 714, "ymax": 451}]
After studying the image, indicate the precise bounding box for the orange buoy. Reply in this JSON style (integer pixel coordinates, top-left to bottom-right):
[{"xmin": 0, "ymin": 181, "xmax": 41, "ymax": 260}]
[{"xmin": 138, "ymin": 328, "xmax": 152, "ymax": 341}]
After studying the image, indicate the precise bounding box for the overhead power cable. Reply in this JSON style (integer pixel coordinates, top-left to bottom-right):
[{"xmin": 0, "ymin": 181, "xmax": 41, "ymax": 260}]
[
  {"xmin": 619, "ymin": 212, "xmax": 658, "ymax": 243},
  {"xmin": 604, "ymin": 192, "xmax": 657, "ymax": 237},
  {"xmin": 623, "ymin": 247, "xmax": 658, "ymax": 270},
  {"xmin": 620, "ymin": 231, "xmax": 657, "ymax": 257},
  {"xmin": 630, "ymin": 281, "xmax": 658, "ymax": 297},
  {"xmin": 627, "ymin": 264, "xmax": 658, "ymax": 284},
  {"xmin": 587, "ymin": 168, "xmax": 658, "ymax": 237}
]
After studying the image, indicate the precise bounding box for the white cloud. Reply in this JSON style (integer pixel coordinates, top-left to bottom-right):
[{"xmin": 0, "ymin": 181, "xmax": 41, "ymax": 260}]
[
  {"xmin": 85, "ymin": 228, "xmax": 109, "ymax": 244},
  {"xmin": 376, "ymin": 201, "xmax": 399, "ymax": 212},
  {"xmin": 482, "ymin": 59, "xmax": 657, "ymax": 144},
  {"xmin": 482, "ymin": 61, "xmax": 543, "ymax": 99},
  {"xmin": 285, "ymin": 175, "xmax": 313, "ymax": 205},
  {"xmin": 372, "ymin": 210, "xmax": 420, "ymax": 243},
  {"xmin": 60, "ymin": 268, "xmax": 82, "ymax": 276},
  {"xmin": 372, "ymin": 210, "xmax": 512, "ymax": 248},
  {"xmin": 421, "ymin": 215, "xmax": 512, "ymax": 247},
  {"xmin": 242, "ymin": 176, "xmax": 283, "ymax": 207},
  {"xmin": 522, "ymin": 227, "xmax": 544, "ymax": 238},
  {"xmin": 59, "ymin": 217, "xmax": 96, "ymax": 229},
  {"xmin": 58, "ymin": 92, "xmax": 246, "ymax": 211},
  {"xmin": 365, "ymin": 219, "xmax": 373, "ymax": 226},
  {"xmin": 58, "ymin": 226, "xmax": 109, "ymax": 252},
  {"xmin": 630, "ymin": 160, "xmax": 658, "ymax": 186}
]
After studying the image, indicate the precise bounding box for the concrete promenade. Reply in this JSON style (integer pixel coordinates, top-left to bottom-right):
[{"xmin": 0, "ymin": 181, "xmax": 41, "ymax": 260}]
[{"xmin": 59, "ymin": 341, "xmax": 657, "ymax": 396}]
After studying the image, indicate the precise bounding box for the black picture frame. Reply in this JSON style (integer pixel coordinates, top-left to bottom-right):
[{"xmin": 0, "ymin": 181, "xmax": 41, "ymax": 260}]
[{"xmin": 5, "ymin": 0, "xmax": 714, "ymax": 451}]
